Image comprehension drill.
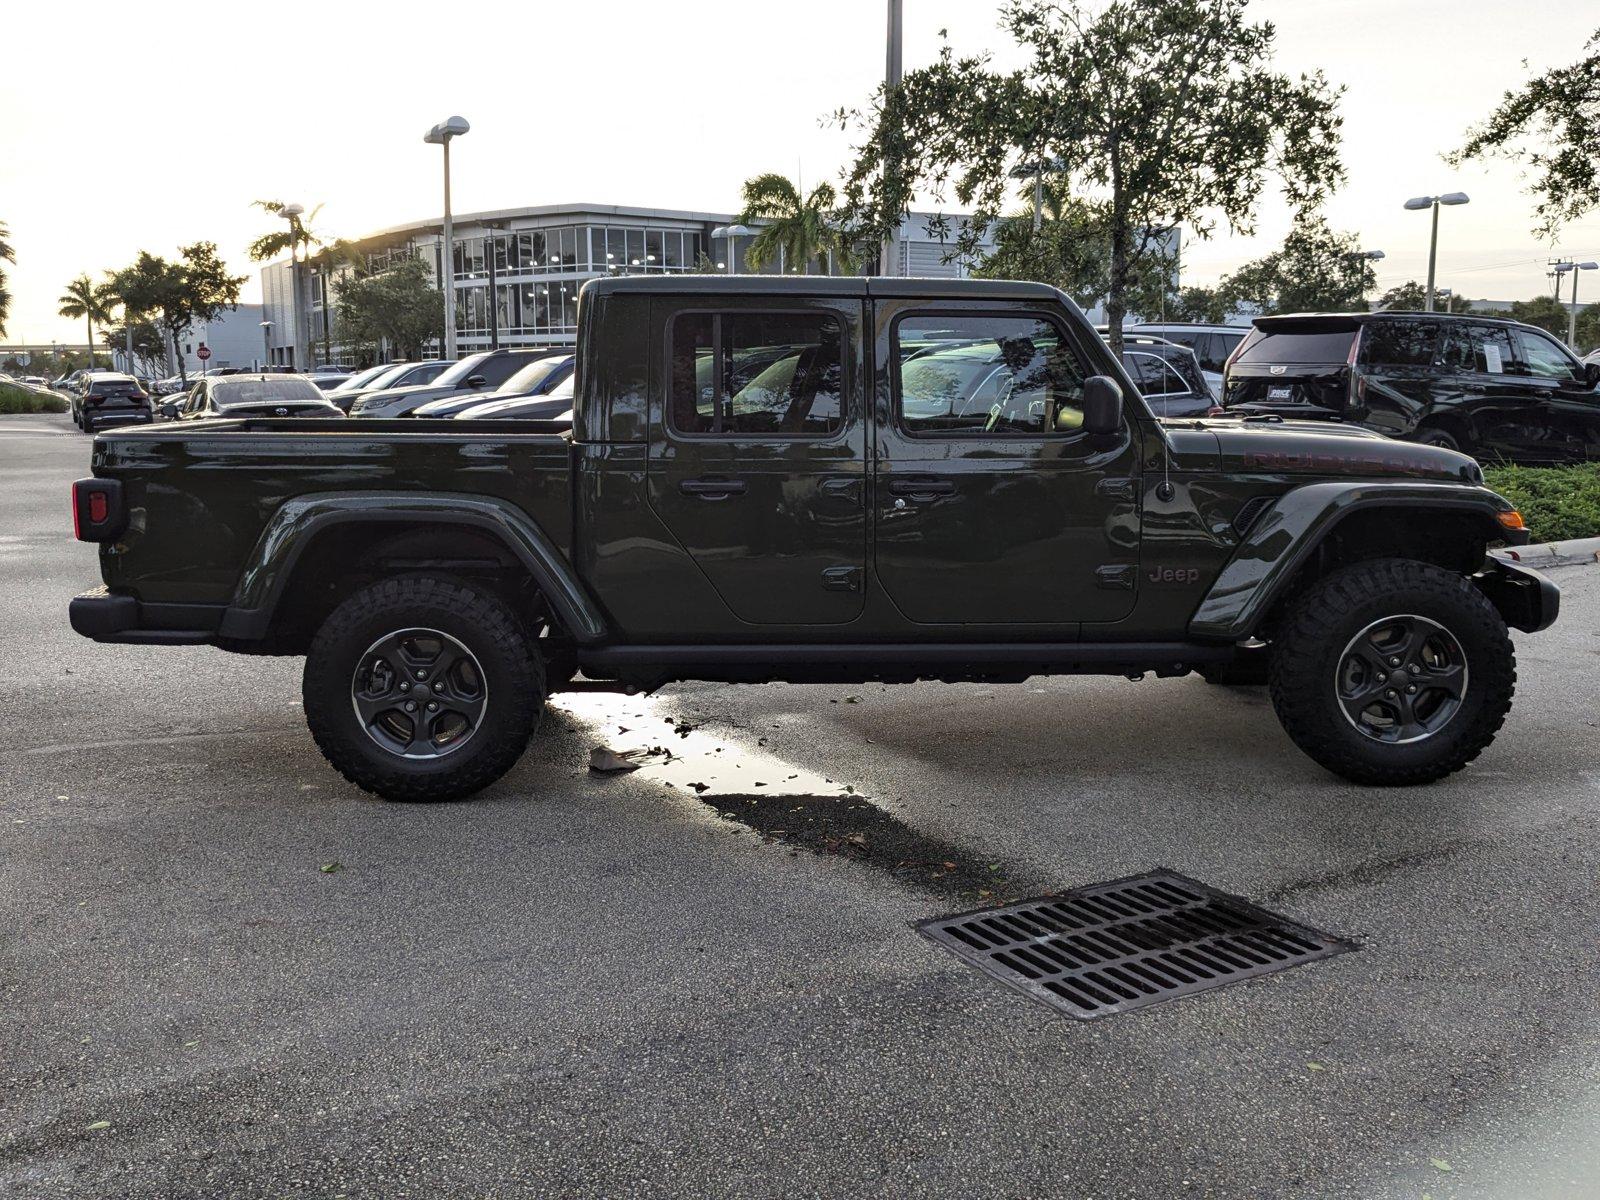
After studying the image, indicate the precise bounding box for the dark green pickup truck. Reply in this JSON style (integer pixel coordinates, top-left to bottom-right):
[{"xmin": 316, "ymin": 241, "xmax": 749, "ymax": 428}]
[{"xmin": 70, "ymin": 277, "xmax": 1558, "ymax": 800}]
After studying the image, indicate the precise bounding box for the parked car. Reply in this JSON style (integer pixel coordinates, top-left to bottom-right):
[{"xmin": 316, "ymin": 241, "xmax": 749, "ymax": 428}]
[
  {"xmin": 22, "ymin": 375, "xmax": 48, "ymax": 387},
  {"xmin": 453, "ymin": 375, "xmax": 576, "ymax": 420},
  {"xmin": 309, "ymin": 373, "xmax": 354, "ymax": 392},
  {"xmin": 348, "ymin": 348, "xmax": 560, "ymax": 419},
  {"xmin": 410, "ymin": 353, "xmax": 576, "ymax": 419},
  {"xmin": 70, "ymin": 276, "xmax": 1557, "ymax": 801},
  {"xmin": 1115, "ymin": 335, "xmax": 1214, "ymax": 417},
  {"xmin": 1128, "ymin": 322, "xmax": 1248, "ymax": 394},
  {"xmin": 1220, "ymin": 311, "xmax": 1600, "ymax": 464},
  {"xmin": 158, "ymin": 374, "xmax": 344, "ymax": 422},
  {"xmin": 325, "ymin": 360, "xmax": 452, "ymax": 413},
  {"xmin": 71, "ymin": 372, "xmax": 151, "ymax": 433}
]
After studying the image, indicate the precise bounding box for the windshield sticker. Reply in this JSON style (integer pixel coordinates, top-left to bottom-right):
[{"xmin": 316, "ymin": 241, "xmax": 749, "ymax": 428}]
[{"xmin": 1482, "ymin": 343, "xmax": 1504, "ymax": 374}]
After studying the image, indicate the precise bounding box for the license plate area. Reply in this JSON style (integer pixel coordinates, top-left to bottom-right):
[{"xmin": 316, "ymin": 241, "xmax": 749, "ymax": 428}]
[{"xmin": 1267, "ymin": 385, "xmax": 1293, "ymax": 401}]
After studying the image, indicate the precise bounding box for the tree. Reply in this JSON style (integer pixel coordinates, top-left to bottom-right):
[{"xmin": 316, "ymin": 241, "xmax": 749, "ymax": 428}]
[
  {"xmin": 1450, "ymin": 29, "xmax": 1600, "ymax": 238},
  {"xmin": 249, "ymin": 200, "xmax": 324, "ymax": 367},
  {"xmin": 736, "ymin": 173, "xmax": 851, "ymax": 274},
  {"xmin": 1168, "ymin": 285, "xmax": 1233, "ymax": 324},
  {"xmin": 333, "ymin": 256, "xmax": 444, "ymax": 361},
  {"xmin": 0, "ymin": 221, "xmax": 13, "ymax": 337},
  {"xmin": 58, "ymin": 274, "xmax": 117, "ymax": 365},
  {"xmin": 1218, "ymin": 217, "xmax": 1377, "ymax": 315},
  {"xmin": 101, "ymin": 320, "xmax": 169, "ymax": 378},
  {"xmin": 1376, "ymin": 280, "xmax": 1428, "ymax": 311},
  {"xmin": 1507, "ymin": 293, "xmax": 1570, "ymax": 338},
  {"xmin": 113, "ymin": 243, "xmax": 245, "ymax": 384},
  {"xmin": 834, "ymin": 0, "xmax": 1344, "ymax": 351}
]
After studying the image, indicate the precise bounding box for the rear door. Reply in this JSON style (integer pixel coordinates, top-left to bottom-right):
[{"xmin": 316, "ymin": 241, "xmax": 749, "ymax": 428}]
[
  {"xmin": 1352, "ymin": 317, "xmax": 1443, "ymax": 436},
  {"xmin": 1509, "ymin": 326, "xmax": 1600, "ymax": 462},
  {"xmin": 645, "ymin": 296, "xmax": 868, "ymax": 625},
  {"xmin": 873, "ymin": 301, "xmax": 1140, "ymax": 627},
  {"xmin": 1439, "ymin": 323, "xmax": 1543, "ymax": 461}
]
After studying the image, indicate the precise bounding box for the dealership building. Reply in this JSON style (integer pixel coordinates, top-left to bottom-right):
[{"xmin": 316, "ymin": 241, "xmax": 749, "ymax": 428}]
[{"xmin": 259, "ymin": 204, "xmax": 999, "ymax": 367}]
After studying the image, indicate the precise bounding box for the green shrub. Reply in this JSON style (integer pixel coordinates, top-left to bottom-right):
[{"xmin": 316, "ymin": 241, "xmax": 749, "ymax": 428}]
[
  {"xmin": 0, "ymin": 379, "xmax": 69, "ymax": 414},
  {"xmin": 1484, "ymin": 463, "xmax": 1600, "ymax": 543}
]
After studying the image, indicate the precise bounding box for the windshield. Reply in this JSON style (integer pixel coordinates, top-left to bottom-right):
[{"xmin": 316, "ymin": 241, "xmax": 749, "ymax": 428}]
[
  {"xmin": 331, "ymin": 364, "xmax": 396, "ymax": 393},
  {"xmin": 432, "ymin": 353, "xmax": 492, "ymax": 388},
  {"xmin": 498, "ymin": 356, "xmax": 569, "ymax": 395},
  {"xmin": 1236, "ymin": 330, "xmax": 1357, "ymax": 365},
  {"xmin": 214, "ymin": 378, "xmax": 326, "ymax": 406}
]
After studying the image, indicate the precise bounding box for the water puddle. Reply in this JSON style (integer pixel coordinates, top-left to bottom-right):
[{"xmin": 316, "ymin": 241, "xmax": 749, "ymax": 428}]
[{"xmin": 551, "ymin": 692, "xmax": 1037, "ymax": 903}]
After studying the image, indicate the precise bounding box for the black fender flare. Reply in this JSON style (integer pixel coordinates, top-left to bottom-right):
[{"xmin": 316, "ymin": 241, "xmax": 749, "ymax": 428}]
[
  {"xmin": 215, "ymin": 491, "xmax": 608, "ymax": 645},
  {"xmin": 1188, "ymin": 481, "xmax": 1524, "ymax": 641}
]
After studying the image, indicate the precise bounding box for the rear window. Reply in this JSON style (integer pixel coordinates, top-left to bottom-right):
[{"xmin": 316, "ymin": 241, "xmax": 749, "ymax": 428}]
[
  {"xmin": 90, "ymin": 378, "xmax": 141, "ymax": 395},
  {"xmin": 1236, "ymin": 330, "xmax": 1357, "ymax": 365},
  {"xmin": 214, "ymin": 379, "xmax": 324, "ymax": 405},
  {"xmin": 1360, "ymin": 320, "xmax": 1441, "ymax": 368}
]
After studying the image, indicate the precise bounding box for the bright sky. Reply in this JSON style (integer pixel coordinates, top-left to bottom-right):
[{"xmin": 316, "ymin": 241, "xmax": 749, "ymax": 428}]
[{"xmin": 3, "ymin": 0, "xmax": 1597, "ymax": 343}]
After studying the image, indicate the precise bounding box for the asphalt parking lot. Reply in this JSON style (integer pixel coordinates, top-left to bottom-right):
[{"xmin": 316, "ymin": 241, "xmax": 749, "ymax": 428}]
[{"xmin": 2, "ymin": 411, "xmax": 1598, "ymax": 1199}]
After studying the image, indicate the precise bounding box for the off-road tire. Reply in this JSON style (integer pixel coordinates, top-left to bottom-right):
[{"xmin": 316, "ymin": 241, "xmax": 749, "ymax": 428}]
[
  {"xmin": 303, "ymin": 575, "xmax": 544, "ymax": 801},
  {"xmin": 1269, "ymin": 558, "xmax": 1514, "ymax": 785}
]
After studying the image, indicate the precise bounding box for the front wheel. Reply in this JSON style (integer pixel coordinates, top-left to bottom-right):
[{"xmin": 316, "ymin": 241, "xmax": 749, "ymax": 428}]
[
  {"xmin": 1269, "ymin": 558, "xmax": 1515, "ymax": 785},
  {"xmin": 303, "ymin": 576, "xmax": 544, "ymax": 801}
]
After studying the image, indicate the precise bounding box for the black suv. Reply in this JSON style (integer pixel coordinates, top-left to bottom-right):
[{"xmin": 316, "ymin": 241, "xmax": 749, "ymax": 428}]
[
  {"xmin": 72, "ymin": 372, "xmax": 151, "ymax": 433},
  {"xmin": 1221, "ymin": 312, "xmax": 1600, "ymax": 463}
]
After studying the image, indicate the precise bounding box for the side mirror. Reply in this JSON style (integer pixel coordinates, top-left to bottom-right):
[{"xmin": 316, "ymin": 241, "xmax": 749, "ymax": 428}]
[
  {"xmin": 1082, "ymin": 375, "xmax": 1124, "ymax": 436},
  {"xmin": 1584, "ymin": 361, "xmax": 1600, "ymax": 389},
  {"xmin": 159, "ymin": 401, "xmax": 179, "ymax": 419},
  {"xmin": 465, "ymin": 374, "xmax": 487, "ymax": 388}
]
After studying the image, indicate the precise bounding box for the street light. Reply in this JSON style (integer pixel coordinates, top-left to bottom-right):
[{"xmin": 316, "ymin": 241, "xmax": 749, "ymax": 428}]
[
  {"xmin": 1551, "ymin": 261, "xmax": 1598, "ymax": 350},
  {"xmin": 424, "ymin": 115, "xmax": 470, "ymax": 358},
  {"xmin": 281, "ymin": 203, "xmax": 304, "ymax": 370},
  {"xmin": 258, "ymin": 320, "xmax": 273, "ymax": 371},
  {"xmin": 711, "ymin": 224, "xmax": 753, "ymax": 275},
  {"xmin": 1010, "ymin": 155, "xmax": 1068, "ymax": 233},
  {"xmin": 1403, "ymin": 192, "xmax": 1469, "ymax": 312}
]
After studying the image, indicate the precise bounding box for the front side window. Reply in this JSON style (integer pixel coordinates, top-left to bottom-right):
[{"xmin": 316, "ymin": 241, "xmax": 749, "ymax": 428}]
[
  {"xmin": 1511, "ymin": 328, "xmax": 1581, "ymax": 381},
  {"xmin": 895, "ymin": 314, "xmax": 1088, "ymax": 435},
  {"xmin": 669, "ymin": 311, "xmax": 845, "ymax": 437}
]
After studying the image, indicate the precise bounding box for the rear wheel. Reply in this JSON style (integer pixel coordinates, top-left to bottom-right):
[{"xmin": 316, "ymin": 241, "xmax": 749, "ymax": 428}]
[
  {"xmin": 303, "ymin": 576, "xmax": 543, "ymax": 801},
  {"xmin": 1269, "ymin": 558, "xmax": 1514, "ymax": 785},
  {"xmin": 1414, "ymin": 425, "xmax": 1463, "ymax": 453}
]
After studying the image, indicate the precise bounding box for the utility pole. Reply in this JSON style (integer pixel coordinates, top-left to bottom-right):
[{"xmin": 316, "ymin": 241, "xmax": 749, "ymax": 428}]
[{"xmin": 880, "ymin": 0, "xmax": 903, "ymax": 277}]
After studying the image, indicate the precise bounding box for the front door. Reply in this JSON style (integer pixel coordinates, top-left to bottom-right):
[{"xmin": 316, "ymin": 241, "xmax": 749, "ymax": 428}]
[
  {"xmin": 646, "ymin": 297, "xmax": 868, "ymax": 625},
  {"xmin": 872, "ymin": 303, "xmax": 1141, "ymax": 627},
  {"xmin": 1509, "ymin": 325, "xmax": 1599, "ymax": 462}
]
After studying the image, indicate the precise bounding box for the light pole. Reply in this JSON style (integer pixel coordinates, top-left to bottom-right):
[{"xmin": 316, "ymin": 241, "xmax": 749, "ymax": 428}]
[
  {"xmin": 281, "ymin": 202, "xmax": 305, "ymax": 369},
  {"xmin": 259, "ymin": 320, "xmax": 273, "ymax": 370},
  {"xmin": 424, "ymin": 116, "xmax": 471, "ymax": 359},
  {"xmin": 1009, "ymin": 156, "xmax": 1068, "ymax": 233},
  {"xmin": 1551, "ymin": 261, "xmax": 1598, "ymax": 350},
  {"xmin": 1403, "ymin": 192, "xmax": 1469, "ymax": 312},
  {"xmin": 711, "ymin": 225, "xmax": 753, "ymax": 275},
  {"xmin": 881, "ymin": 0, "xmax": 903, "ymax": 276}
]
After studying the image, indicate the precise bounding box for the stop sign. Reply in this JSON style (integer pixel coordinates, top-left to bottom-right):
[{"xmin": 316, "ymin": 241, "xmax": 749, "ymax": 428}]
[{"xmin": 196, "ymin": 344, "xmax": 212, "ymax": 361}]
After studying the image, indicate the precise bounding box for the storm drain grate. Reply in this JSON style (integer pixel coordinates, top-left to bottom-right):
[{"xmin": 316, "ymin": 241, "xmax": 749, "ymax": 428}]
[{"xmin": 918, "ymin": 869, "xmax": 1355, "ymax": 1020}]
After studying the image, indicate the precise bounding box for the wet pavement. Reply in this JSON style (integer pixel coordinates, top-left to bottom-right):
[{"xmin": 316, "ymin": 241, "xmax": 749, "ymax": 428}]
[{"xmin": 3, "ymin": 413, "xmax": 1599, "ymax": 1198}]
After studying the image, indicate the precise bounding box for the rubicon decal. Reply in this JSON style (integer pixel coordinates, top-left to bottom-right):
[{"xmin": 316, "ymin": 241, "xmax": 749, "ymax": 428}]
[{"xmin": 1245, "ymin": 450, "xmax": 1443, "ymax": 476}]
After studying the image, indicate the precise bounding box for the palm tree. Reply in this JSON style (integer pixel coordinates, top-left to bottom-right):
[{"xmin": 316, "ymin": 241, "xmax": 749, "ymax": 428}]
[
  {"xmin": 736, "ymin": 173, "xmax": 848, "ymax": 275},
  {"xmin": 250, "ymin": 200, "xmax": 323, "ymax": 368},
  {"xmin": 0, "ymin": 222, "xmax": 14, "ymax": 338},
  {"xmin": 58, "ymin": 274, "xmax": 117, "ymax": 368}
]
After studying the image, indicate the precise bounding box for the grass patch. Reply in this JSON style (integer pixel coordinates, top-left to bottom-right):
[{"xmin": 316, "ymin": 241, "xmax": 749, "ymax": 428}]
[
  {"xmin": 1484, "ymin": 463, "xmax": 1600, "ymax": 543},
  {"xmin": 0, "ymin": 379, "xmax": 69, "ymax": 414}
]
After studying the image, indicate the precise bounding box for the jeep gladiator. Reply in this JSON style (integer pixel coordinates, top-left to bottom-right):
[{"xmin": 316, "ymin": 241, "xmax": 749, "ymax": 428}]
[{"xmin": 69, "ymin": 277, "xmax": 1559, "ymax": 801}]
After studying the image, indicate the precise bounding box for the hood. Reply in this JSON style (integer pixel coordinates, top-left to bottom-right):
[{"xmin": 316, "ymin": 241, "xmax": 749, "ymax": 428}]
[
  {"xmin": 349, "ymin": 382, "xmax": 468, "ymax": 415},
  {"xmin": 1173, "ymin": 416, "xmax": 1483, "ymax": 483}
]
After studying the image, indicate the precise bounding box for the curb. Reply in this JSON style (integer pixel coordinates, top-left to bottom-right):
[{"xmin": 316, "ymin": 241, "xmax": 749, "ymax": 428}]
[{"xmin": 1492, "ymin": 535, "xmax": 1600, "ymax": 569}]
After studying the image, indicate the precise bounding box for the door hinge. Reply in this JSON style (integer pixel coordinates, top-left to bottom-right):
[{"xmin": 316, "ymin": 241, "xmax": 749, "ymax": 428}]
[
  {"xmin": 822, "ymin": 566, "xmax": 862, "ymax": 593},
  {"xmin": 1095, "ymin": 477, "xmax": 1136, "ymax": 501},
  {"xmin": 1095, "ymin": 564, "xmax": 1136, "ymax": 590}
]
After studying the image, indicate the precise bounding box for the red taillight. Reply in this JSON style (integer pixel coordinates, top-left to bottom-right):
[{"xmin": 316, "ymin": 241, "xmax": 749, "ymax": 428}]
[
  {"xmin": 71, "ymin": 485, "xmax": 81, "ymax": 539},
  {"xmin": 87, "ymin": 392, "xmax": 104, "ymax": 405},
  {"xmin": 1346, "ymin": 329, "xmax": 1362, "ymax": 408},
  {"xmin": 1206, "ymin": 405, "xmax": 1226, "ymax": 417},
  {"xmin": 89, "ymin": 492, "xmax": 108, "ymax": 523}
]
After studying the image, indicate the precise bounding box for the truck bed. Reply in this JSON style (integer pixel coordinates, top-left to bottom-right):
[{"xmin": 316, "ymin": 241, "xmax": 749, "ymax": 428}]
[{"xmin": 91, "ymin": 419, "xmax": 576, "ymax": 606}]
